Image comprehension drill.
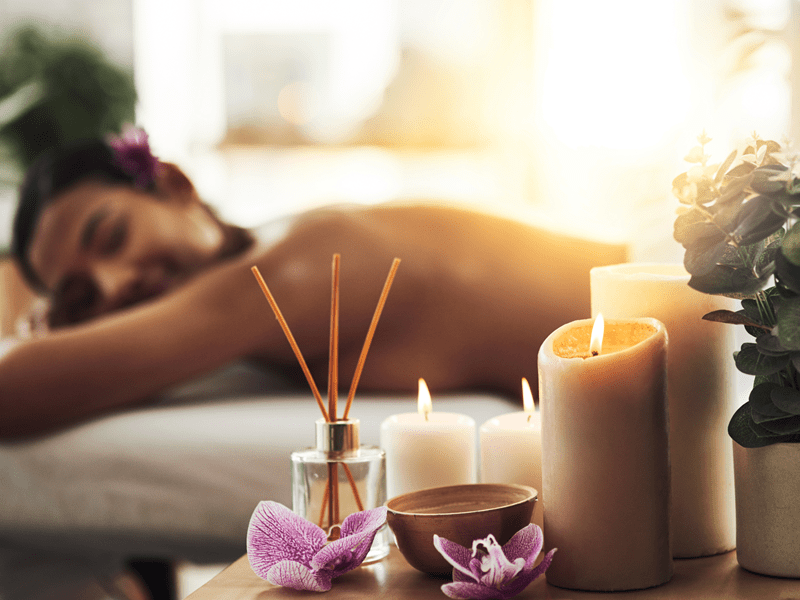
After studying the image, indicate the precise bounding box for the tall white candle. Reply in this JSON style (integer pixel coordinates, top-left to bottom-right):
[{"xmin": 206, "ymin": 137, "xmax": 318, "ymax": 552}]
[
  {"xmin": 380, "ymin": 379, "xmax": 476, "ymax": 499},
  {"xmin": 539, "ymin": 315, "xmax": 672, "ymax": 592},
  {"xmin": 479, "ymin": 378, "xmax": 543, "ymax": 529},
  {"xmin": 591, "ymin": 263, "xmax": 736, "ymax": 558}
]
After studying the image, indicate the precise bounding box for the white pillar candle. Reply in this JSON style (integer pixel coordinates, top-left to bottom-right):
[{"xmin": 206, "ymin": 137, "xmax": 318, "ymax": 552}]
[
  {"xmin": 539, "ymin": 315, "xmax": 672, "ymax": 592},
  {"xmin": 479, "ymin": 378, "xmax": 543, "ymax": 529},
  {"xmin": 380, "ymin": 379, "xmax": 476, "ymax": 499},
  {"xmin": 591, "ymin": 263, "xmax": 737, "ymax": 558}
]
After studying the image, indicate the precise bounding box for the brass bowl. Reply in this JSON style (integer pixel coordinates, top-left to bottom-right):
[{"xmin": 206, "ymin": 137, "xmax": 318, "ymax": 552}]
[{"xmin": 386, "ymin": 483, "xmax": 537, "ymax": 575}]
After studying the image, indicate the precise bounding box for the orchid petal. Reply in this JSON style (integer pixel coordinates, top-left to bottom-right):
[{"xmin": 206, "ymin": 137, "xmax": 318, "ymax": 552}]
[
  {"xmin": 497, "ymin": 548, "xmax": 557, "ymax": 599},
  {"xmin": 530, "ymin": 548, "xmax": 557, "ymax": 581},
  {"xmin": 310, "ymin": 507, "xmax": 387, "ymax": 576},
  {"xmin": 441, "ymin": 581, "xmax": 505, "ymax": 600},
  {"xmin": 501, "ymin": 524, "xmax": 543, "ymax": 568},
  {"xmin": 453, "ymin": 567, "xmax": 477, "ymax": 583},
  {"xmin": 469, "ymin": 556, "xmax": 486, "ymax": 582},
  {"xmin": 310, "ymin": 525, "xmax": 380, "ymax": 575},
  {"xmin": 246, "ymin": 501, "xmax": 327, "ymax": 578},
  {"xmin": 433, "ymin": 534, "xmax": 476, "ymax": 581},
  {"xmin": 340, "ymin": 506, "xmax": 387, "ymax": 538},
  {"xmin": 478, "ymin": 539, "xmax": 524, "ymax": 587},
  {"xmin": 265, "ymin": 560, "xmax": 334, "ymax": 592}
]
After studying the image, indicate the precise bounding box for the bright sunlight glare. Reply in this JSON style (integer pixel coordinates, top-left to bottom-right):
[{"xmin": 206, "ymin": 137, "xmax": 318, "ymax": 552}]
[{"xmin": 537, "ymin": 0, "xmax": 691, "ymax": 151}]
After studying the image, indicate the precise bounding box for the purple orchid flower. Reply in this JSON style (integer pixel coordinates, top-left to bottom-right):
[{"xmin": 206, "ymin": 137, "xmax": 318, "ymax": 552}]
[
  {"xmin": 433, "ymin": 524, "xmax": 556, "ymax": 600},
  {"xmin": 107, "ymin": 125, "xmax": 161, "ymax": 190},
  {"xmin": 247, "ymin": 500, "xmax": 387, "ymax": 592}
]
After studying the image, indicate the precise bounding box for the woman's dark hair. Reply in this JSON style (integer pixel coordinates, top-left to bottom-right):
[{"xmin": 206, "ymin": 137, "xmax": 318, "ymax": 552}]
[{"xmin": 11, "ymin": 139, "xmax": 141, "ymax": 292}]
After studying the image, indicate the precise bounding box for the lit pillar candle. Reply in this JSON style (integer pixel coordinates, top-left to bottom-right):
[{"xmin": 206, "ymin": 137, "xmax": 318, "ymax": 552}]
[
  {"xmin": 539, "ymin": 315, "xmax": 672, "ymax": 592},
  {"xmin": 479, "ymin": 378, "xmax": 543, "ymax": 529},
  {"xmin": 591, "ymin": 263, "xmax": 736, "ymax": 558},
  {"xmin": 380, "ymin": 379, "xmax": 476, "ymax": 499}
]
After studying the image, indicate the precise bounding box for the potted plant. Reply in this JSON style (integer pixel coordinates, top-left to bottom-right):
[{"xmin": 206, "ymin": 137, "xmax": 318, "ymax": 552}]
[
  {"xmin": 0, "ymin": 24, "xmax": 136, "ymax": 177},
  {"xmin": 673, "ymin": 131, "xmax": 800, "ymax": 577}
]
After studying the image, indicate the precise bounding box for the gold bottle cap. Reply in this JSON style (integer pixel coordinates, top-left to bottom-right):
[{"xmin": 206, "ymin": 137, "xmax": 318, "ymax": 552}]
[{"xmin": 315, "ymin": 418, "xmax": 360, "ymax": 453}]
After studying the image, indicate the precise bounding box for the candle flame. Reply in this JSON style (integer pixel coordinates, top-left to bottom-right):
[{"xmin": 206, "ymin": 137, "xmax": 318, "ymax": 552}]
[
  {"xmin": 590, "ymin": 313, "xmax": 605, "ymax": 356},
  {"xmin": 418, "ymin": 378, "xmax": 432, "ymax": 420},
  {"xmin": 522, "ymin": 377, "xmax": 534, "ymax": 414}
]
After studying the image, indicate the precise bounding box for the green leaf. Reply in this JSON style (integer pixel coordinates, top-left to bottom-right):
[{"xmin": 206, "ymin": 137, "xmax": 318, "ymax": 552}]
[
  {"xmin": 756, "ymin": 331, "xmax": 790, "ymax": 356},
  {"xmin": 684, "ymin": 237, "xmax": 730, "ymax": 277},
  {"xmin": 772, "ymin": 386, "xmax": 800, "ymax": 415},
  {"xmin": 735, "ymin": 305, "xmax": 769, "ymax": 337},
  {"xmin": 702, "ymin": 309, "xmax": 766, "ymax": 328},
  {"xmin": 675, "ymin": 216, "xmax": 726, "ymax": 248},
  {"xmin": 715, "ymin": 174, "xmax": 750, "ymax": 204},
  {"xmin": 729, "ymin": 402, "xmax": 785, "ymax": 447},
  {"xmin": 731, "ymin": 196, "xmax": 786, "ymax": 246},
  {"xmin": 741, "ymin": 299, "xmax": 761, "ymax": 321},
  {"xmin": 754, "ymin": 374, "xmax": 779, "ymax": 387},
  {"xmin": 726, "ymin": 162, "xmax": 756, "ymax": 178},
  {"xmin": 758, "ymin": 414, "xmax": 800, "ymax": 435},
  {"xmin": 751, "ymin": 165, "xmax": 789, "ymax": 194},
  {"xmin": 775, "ymin": 252, "xmax": 800, "ymax": 296},
  {"xmin": 715, "ymin": 149, "xmax": 738, "ymax": 184},
  {"xmin": 750, "ymin": 382, "xmax": 791, "ymax": 421},
  {"xmin": 752, "ymin": 239, "xmax": 780, "ymax": 281},
  {"xmin": 749, "ymin": 414, "xmax": 785, "ymax": 437},
  {"xmin": 735, "ymin": 343, "xmax": 789, "ymax": 375},
  {"xmin": 694, "ymin": 179, "xmax": 719, "ymax": 205},
  {"xmin": 688, "ymin": 265, "xmax": 769, "ymax": 297},
  {"xmin": 672, "ymin": 171, "xmax": 689, "ymax": 190},
  {"xmin": 716, "ymin": 149, "xmax": 738, "ymax": 183},
  {"xmin": 751, "ymin": 408, "xmax": 793, "ymax": 424},
  {"xmin": 776, "ymin": 296, "xmax": 800, "ymax": 350},
  {"xmin": 781, "ymin": 222, "xmax": 800, "ymax": 266}
]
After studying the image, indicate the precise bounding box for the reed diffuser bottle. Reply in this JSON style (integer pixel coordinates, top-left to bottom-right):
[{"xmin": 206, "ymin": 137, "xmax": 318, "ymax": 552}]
[
  {"xmin": 252, "ymin": 254, "xmax": 400, "ymax": 565},
  {"xmin": 292, "ymin": 418, "xmax": 389, "ymax": 562}
]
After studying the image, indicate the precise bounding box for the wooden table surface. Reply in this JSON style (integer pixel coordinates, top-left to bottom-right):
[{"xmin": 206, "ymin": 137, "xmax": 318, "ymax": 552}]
[{"xmin": 186, "ymin": 545, "xmax": 800, "ymax": 599}]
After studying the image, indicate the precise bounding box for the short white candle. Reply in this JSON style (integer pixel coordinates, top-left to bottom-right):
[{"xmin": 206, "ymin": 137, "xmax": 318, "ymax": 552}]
[
  {"xmin": 380, "ymin": 379, "xmax": 476, "ymax": 499},
  {"xmin": 479, "ymin": 378, "xmax": 542, "ymax": 529}
]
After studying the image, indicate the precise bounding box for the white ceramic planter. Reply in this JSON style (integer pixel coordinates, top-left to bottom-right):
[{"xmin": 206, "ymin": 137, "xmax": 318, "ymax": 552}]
[{"xmin": 733, "ymin": 441, "xmax": 800, "ymax": 578}]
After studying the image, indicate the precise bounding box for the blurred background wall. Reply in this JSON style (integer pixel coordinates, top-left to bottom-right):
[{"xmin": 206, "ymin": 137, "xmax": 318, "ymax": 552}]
[{"xmin": 0, "ymin": 0, "xmax": 798, "ymax": 264}]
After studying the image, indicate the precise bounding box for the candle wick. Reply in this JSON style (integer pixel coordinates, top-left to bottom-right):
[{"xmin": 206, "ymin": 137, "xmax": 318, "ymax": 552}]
[
  {"xmin": 591, "ymin": 350, "xmax": 599, "ymax": 357},
  {"xmin": 424, "ymin": 410, "xmax": 429, "ymax": 422},
  {"xmin": 527, "ymin": 413, "xmax": 532, "ymax": 423}
]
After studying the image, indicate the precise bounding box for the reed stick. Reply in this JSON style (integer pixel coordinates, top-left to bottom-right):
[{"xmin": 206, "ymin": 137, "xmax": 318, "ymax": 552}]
[
  {"xmin": 251, "ymin": 266, "xmax": 330, "ymax": 422},
  {"xmin": 328, "ymin": 254, "xmax": 340, "ymax": 420},
  {"xmin": 328, "ymin": 462, "xmax": 338, "ymax": 529},
  {"xmin": 328, "ymin": 256, "xmax": 342, "ymax": 526},
  {"xmin": 343, "ymin": 464, "xmax": 364, "ymax": 512},
  {"xmin": 318, "ymin": 481, "xmax": 329, "ymax": 527},
  {"xmin": 343, "ymin": 258, "xmax": 401, "ymax": 419}
]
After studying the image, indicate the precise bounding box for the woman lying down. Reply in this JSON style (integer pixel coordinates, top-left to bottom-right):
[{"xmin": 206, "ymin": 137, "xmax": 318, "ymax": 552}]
[{"xmin": 0, "ymin": 130, "xmax": 626, "ymax": 440}]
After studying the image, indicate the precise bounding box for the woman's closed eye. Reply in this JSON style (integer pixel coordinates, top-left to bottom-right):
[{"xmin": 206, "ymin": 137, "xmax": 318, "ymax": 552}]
[{"xmin": 98, "ymin": 218, "xmax": 128, "ymax": 256}]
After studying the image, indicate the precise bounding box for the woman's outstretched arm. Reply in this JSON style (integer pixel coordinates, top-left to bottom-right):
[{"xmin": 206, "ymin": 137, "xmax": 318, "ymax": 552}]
[
  {"xmin": 0, "ymin": 255, "xmax": 276, "ymax": 439},
  {"xmin": 0, "ymin": 206, "xmax": 420, "ymax": 441}
]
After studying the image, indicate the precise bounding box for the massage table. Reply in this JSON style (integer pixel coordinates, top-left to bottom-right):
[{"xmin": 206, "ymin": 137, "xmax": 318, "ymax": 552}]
[{"xmin": 0, "ymin": 360, "xmax": 517, "ymax": 599}]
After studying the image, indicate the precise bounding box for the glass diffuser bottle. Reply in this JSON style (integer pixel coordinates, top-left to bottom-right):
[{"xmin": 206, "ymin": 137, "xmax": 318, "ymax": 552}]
[{"xmin": 292, "ymin": 418, "xmax": 389, "ymax": 562}]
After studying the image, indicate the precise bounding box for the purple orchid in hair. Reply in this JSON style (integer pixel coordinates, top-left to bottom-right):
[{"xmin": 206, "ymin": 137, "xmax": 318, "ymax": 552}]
[
  {"xmin": 247, "ymin": 500, "xmax": 387, "ymax": 592},
  {"xmin": 433, "ymin": 524, "xmax": 556, "ymax": 600},
  {"xmin": 107, "ymin": 125, "xmax": 161, "ymax": 189}
]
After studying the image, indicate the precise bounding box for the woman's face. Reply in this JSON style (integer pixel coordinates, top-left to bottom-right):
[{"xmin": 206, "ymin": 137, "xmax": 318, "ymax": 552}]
[{"xmin": 27, "ymin": 179, "xmax": 226, "ymax": 327}]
